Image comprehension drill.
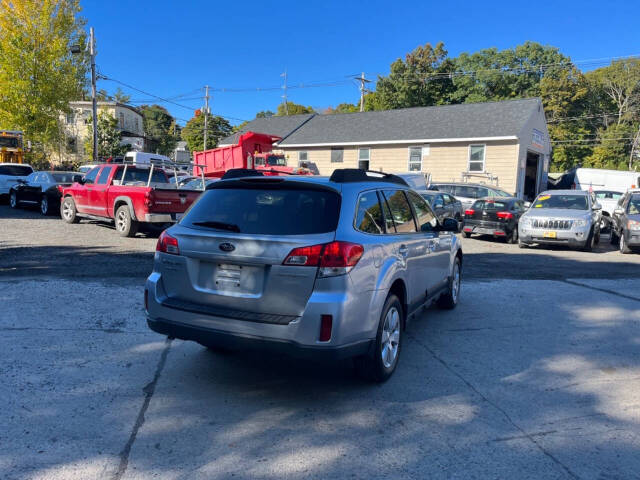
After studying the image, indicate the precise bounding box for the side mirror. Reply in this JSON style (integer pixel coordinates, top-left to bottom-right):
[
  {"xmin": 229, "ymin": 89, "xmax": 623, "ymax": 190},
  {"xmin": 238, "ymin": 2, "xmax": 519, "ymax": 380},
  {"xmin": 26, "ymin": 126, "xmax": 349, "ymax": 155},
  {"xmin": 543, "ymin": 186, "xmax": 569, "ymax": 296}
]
[
  {"xmin": 78, "ymin": 177, "xmax": 86, "ymax": 185},
  {"xmin": 438, "ymin": 217, "xmax": 460, "ymax": 233},
  {"xmin": 614, "ymin": 207, "xmax": 624, "ymax": 215},
  {"xmin": 523, "ymin": 201, "xmax": 531, "ymax": 209},
  {"xmin": 593, "ymin": 203, "xmax": 602, "ymax": 211}
]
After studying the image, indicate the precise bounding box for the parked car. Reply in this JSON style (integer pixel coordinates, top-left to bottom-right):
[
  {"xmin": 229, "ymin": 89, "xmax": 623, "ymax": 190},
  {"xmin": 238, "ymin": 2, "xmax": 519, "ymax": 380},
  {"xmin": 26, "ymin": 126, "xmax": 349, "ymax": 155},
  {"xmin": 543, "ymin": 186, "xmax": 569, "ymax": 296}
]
[
  {"xmin": 9, "ymin": 171, "xmax": 82, "ymax": 215},
  {"xmin": 78, "ymin": 164, "xmax": 99, "ymax": 174},
  {"xmin": 518, "ymin": 190, "xmax": 602, "ymax": 251},
  {"xmin": 420, "ymin": 190, "xmax": 463, "ymax": 223},
  {"xmin": 463, "ymin": 197, "xmax": 526, "ymax": 243},
  {"xmin": 180, "ymin": 177, "xmax": 218, "ymax": 191},
  {"xmin": 573, "ymin": 167, "xmax": 640, "ymax": 192},
  {"xmin": 145, "ymin": 169, "xmax": 463, "ymax": 382},
  {"xmin": 0, "ymin": 163, "xmax": 34, "ymax": 200},
  {"xmin": 593, "ymin": 190, "xmax": 623, "ymax": 232},
  {"xmin": 396, "ymin": 172, "xmax": 429, "ymax": 191},
  {"xmin": 60, "ymin": 163, "xmax": 201, "ymax": 237},
  {"xmin": 430, "ymin": 183, "xmax": 513, "ymax": 209},
  {"xmin": 610, "ymin": 189, "xmax": 640, "ymax": 254}
]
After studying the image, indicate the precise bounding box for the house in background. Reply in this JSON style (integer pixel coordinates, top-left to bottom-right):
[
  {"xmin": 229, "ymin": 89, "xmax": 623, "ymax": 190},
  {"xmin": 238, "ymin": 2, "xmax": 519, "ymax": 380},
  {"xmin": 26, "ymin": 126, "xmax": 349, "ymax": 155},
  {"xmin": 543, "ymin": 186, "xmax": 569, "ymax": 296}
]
[
  {"xmin": 59, "ymin": 101, "xmax": 145, "ymax": 164},
  {"xmin": 221, "ymin": 98, "xmax": 551, "ymax": 200}
]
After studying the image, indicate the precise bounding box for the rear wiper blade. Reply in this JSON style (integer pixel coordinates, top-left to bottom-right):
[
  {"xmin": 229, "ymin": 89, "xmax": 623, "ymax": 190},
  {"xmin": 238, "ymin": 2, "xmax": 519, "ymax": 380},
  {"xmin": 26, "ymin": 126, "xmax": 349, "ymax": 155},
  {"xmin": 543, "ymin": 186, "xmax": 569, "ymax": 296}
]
[{"xmin": 191, "ymin": 221, "xmax": 240, "ymax": 232}]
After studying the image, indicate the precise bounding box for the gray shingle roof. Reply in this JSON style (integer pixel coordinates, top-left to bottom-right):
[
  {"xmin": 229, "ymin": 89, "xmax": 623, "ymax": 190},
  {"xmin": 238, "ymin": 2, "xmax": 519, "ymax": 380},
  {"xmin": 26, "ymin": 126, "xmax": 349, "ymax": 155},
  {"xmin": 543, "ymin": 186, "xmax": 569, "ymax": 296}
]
[
  {"xmin": 278, "ymin": 98, "xmax": 541, "ymax": 146},
  {"xmin": 219, "ymin": 113, "xmax": 315, "ymax": 145}
]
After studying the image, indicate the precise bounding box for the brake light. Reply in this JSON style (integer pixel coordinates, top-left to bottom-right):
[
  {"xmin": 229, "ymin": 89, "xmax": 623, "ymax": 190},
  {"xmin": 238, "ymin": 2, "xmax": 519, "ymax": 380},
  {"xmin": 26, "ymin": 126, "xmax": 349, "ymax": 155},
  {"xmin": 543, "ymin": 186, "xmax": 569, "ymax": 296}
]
[
  {"xmin": 144, "ymin": 190, "xmax": 155, "ymax": 208},
  {"xmin": 464, "ymin": 209, "xmax": 475, "ymax": 216},
  {"xmin": 496, "ymin": 211, "xmax": 514, "ymax": 220},
  {"xmin": 156, "ymin": 230, "xmax": 179, "ymax": 255},
  {"xmin": 283, "ymin": 241, "xmax": 364, "ymax": 277},
  {"xmin": 319, "ymin": 315, "xmax": 333, "ymax": 341}
]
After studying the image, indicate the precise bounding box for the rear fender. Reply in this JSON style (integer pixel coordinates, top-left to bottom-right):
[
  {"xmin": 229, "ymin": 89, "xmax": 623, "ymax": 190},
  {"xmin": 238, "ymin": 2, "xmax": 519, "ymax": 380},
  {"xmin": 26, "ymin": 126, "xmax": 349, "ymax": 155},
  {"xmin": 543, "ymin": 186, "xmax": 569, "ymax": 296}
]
[
  {"xmin": 113, "ymin": 196, "xmax": 136, "ymax": 220},
  {"xmin": 368, "ymin": 256, "xmax": 407, "ymax": 327}
]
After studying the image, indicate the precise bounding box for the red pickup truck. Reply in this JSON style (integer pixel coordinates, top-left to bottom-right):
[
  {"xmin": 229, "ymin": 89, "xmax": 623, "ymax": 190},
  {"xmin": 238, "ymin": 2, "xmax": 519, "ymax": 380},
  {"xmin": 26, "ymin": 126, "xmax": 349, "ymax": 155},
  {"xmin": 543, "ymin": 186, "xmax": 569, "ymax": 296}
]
[{"xmin": 60, "ymin": 163, "xmax": 201, "ymax": 237}]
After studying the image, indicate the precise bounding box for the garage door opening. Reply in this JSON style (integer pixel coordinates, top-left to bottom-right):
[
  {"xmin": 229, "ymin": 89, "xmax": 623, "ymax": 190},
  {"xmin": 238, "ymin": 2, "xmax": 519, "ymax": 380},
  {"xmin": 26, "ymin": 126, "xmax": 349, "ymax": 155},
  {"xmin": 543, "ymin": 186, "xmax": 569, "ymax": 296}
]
[{"xmin": 524, "ymin": 151, "xmax": 541, "ymax": 201}]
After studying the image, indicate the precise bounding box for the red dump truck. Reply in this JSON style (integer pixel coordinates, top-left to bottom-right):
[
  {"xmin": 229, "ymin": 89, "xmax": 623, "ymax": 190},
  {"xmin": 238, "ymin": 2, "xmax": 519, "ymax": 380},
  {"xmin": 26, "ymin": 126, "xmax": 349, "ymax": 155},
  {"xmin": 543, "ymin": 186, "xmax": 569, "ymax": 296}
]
[{"xmin": 193, "ymin": 131, "xmax": 316, "ymax": 178}]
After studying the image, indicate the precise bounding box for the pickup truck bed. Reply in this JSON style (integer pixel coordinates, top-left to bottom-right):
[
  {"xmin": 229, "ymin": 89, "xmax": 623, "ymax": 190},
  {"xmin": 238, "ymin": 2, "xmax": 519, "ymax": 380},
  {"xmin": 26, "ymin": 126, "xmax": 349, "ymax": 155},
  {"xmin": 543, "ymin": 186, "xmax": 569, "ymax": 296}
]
[{"xmin": 61, "ymin": 164, "xmax": 201, "ymax": 237}]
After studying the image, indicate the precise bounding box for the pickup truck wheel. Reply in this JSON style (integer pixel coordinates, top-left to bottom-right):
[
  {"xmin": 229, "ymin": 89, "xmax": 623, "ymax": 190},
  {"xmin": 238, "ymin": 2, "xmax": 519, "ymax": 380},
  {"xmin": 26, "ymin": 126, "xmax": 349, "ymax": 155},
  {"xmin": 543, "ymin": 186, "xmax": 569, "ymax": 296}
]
[
  {"xmin": 9, "ymin": 190, "xmax": 18, "ymax": 208},
  {"xmin": 115, "ymin": 205, "xmax": 139, "ymax": 237},
  {"xmin": 354, "ymin": 294, "xmax": 403, "ymax": 383},
  {"xmin": 437, "ymin": 257, "xmax": 461, "ymax": 310},
  {"xmin": 463, "ymin": 231, "xmax": 471, "ymax": 238},
  {"xmin": 40, "ymin": 195, "xmax": 50, "ymax": 215},
  {"xmin": 61, "ymin": 197, "xmax": 79, "ymax": 223}
]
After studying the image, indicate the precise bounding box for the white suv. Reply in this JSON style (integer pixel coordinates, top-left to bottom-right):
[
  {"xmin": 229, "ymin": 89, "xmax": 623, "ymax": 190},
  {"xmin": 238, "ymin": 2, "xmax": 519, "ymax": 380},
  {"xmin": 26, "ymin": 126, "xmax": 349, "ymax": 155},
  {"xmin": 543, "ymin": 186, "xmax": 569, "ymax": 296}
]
[{"xmin": 0, "ymin": 163, "xmax": 34, "ymax": 198}]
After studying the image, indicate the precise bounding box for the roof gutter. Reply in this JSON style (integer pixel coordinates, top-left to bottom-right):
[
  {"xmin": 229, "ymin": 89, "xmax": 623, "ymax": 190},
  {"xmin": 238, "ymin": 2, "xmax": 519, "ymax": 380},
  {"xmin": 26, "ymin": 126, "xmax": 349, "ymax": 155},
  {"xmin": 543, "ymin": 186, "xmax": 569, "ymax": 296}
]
[{"xmin": 276, "ymin": 136, "xmax": 518, "ymax": 148}]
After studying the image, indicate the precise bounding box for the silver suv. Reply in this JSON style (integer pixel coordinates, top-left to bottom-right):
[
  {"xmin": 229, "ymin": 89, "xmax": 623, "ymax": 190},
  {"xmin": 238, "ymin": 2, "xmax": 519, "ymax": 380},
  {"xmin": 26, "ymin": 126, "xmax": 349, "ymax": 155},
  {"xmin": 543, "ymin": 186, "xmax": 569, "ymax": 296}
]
[{"xmin": 145, "ymin": 169, "xmax": 463, "ymax": 381}]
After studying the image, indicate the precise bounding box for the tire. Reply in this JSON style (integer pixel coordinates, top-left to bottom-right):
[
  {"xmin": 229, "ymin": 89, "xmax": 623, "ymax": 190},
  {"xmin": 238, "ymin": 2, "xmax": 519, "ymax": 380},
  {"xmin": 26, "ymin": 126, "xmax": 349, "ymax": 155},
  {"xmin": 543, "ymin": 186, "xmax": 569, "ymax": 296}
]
[
  {"xmin": 518, "ymin": 240, "xmax": 529, "ymax": 249},
  {"xmin": 582, "ymin": 228, "xmax": 595, "ymax": 252},
  {"xmin": 40, "ymin": 195, "xmax": 51, "ymax": 216},
  {"xmin": 437, "ymin": 256, "xmax": 461, "ymax": 309},
  {"xmin": 354, "ymin": 294, "xmax": 403, "ymax": 383},
  {"xmin": 620, "ymin": 231, "xmax": 632, "ymax": 254},
  {"xmin": 115, "ymin": 205, "xmax": 139, "ymax": 238},
  {"xmin": 61, "ymin": 197, "xmax": 79, "ymax": 223},
  {"xmin": 506, "ymin": 227, "xmax": 518, "ymax": 244},
  {"xmin": 610, "ymin": 230, "xmax": 619, "ymax": 245},
  {"xmin": 463, "ymin": 231, "xmax": 471, "ymax": 238},
  {"xmin": 9, "ymin": 190, "xmax": 18, "ymax": 209}
]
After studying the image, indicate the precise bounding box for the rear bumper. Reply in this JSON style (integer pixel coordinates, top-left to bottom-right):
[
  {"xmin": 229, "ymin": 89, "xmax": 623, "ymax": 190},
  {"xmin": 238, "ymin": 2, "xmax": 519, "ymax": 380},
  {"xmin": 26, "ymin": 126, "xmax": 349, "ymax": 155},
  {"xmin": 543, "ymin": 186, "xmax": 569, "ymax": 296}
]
[
  {"xmin": 144, "ymin": 213, "xmax": 182, "ymax": 223},
  {"xmin": 626, "ymin": 231, "xmax": 640, "ymax": 247},
  {"xmin": 519, "ymin": 229, "xmax": 588, "ymax": 247},
  {"xmin": 147, "ymin": 316, "xmax": 373, "ymax": 360},
  {"xmin": 463, "ymin": 221, "xmax": 511, "ymax": 236}
]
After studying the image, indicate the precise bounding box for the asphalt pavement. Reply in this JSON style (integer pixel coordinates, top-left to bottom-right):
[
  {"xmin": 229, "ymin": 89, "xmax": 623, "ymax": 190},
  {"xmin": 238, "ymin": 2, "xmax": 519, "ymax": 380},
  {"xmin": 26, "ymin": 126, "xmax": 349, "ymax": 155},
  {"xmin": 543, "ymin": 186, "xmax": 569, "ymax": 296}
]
[{"xmin": 2, "ymin": 204, "xmax": 640, "ymax": 479}]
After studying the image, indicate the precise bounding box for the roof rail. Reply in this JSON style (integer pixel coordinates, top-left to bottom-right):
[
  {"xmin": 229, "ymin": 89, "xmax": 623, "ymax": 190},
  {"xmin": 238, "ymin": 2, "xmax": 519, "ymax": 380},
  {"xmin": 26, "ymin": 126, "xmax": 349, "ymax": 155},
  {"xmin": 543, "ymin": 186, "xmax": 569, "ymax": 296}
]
[
  {"xmin": 221, "ymin": 168, "xmax": 265, "ymax": 180},
  {"xmin": 329, "ymin": 168, "xmax": 408, "ymax": 186}
]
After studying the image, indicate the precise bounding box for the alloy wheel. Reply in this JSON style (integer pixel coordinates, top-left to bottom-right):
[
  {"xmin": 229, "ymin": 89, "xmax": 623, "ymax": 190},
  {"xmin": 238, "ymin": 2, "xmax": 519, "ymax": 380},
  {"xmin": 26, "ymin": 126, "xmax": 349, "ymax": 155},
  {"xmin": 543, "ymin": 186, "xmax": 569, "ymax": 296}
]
[
  {"xmin": 62, "ymin": 200, "xmax": 72, "ymax": 220},
  {"xmin": 381, "ymin": 306, "xmax": 400, "ymax": 368},
  {"xmin": 41, "ymin": 197, "xmax": 48, "ymax": 215},
  {"xmin": 116, "ymin": 210, "xmax": 127, "ymax": 232},
  {"xmin": 451, "ymin": 261, "xmax": 461, "ymax": 303}
]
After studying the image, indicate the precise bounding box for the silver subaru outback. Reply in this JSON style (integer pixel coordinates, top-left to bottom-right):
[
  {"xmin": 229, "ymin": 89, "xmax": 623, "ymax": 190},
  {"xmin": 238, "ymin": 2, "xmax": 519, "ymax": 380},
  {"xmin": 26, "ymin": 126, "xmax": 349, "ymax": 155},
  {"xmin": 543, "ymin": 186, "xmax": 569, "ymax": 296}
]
[{"xmin": 145, "ymin": 169, "xmax": 463, "ymax": 382}]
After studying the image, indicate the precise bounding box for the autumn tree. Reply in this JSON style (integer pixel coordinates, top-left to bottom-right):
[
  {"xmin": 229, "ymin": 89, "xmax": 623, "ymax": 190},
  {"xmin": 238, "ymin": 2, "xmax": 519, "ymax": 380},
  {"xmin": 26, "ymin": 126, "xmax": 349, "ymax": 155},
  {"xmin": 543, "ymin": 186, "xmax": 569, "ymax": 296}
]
[{"xmin": 0, "ymin": 0, "xmax": 88, "ymax": 151}]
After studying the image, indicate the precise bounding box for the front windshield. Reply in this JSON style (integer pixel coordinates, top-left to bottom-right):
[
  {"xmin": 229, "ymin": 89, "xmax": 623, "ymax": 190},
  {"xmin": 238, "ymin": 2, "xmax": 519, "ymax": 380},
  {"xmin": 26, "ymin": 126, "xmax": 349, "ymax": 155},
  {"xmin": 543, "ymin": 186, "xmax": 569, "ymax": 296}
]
[
  {"xmin": 0, "ymin": 136, "xmax": 19, "ymax": 148},
  {"xmin": 628, "ymin": 194, "xmax": 640, "ymax": 215},
  {"xmin": 266, "ymin": 155, "xmax": 287, "ymax": 166},
  {"xmin": 533, "ymin": 194, "xmax": 588, "ymax": 210}
]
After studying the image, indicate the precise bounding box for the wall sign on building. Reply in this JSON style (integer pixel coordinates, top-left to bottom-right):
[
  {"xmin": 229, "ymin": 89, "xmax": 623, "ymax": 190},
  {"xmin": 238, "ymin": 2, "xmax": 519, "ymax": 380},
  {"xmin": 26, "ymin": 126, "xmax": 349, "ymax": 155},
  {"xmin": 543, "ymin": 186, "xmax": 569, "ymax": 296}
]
[{"xmin": 532, "ymin": 129, "xmax": 545, "ymax": 150}]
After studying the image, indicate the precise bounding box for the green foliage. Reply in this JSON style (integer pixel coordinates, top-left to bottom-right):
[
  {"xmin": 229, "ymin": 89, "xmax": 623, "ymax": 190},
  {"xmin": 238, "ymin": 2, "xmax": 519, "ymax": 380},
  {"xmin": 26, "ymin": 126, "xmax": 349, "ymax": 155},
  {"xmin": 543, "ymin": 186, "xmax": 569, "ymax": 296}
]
[
  {"xmin": 113, "ymin": 87, "xmax": 131, "ymax": 104},
  {"xmin": 325, "ymin": 103, "xmax": 359, "ymax": 114},
  {"xmin": 0, "ymin": 0, "xmax": 88, "ymax": 149},
  {"xmin": 232, "ymin": 120, "xmax": 249, "ymax": 133},
  {"xmin": 256, "ymin": 110, "xmax": 275, "ymax": 118},
  {"xmin": 181, "ymin": 113, "xmax": 232, "ymax": 152},
  {"xmin": 84, "ymin": 111, "xmax": 130, "ymax": 160},
  {"xmin": 584, "ymin": 123, "xmax": 637, "ymax": 170},
  {"xmin": 139, "ymin": 104, "xmax": 178, "ymax": 155},
  {"xmin": 276, "ymin": 102, "xmax": 315, "ymax": 116}
]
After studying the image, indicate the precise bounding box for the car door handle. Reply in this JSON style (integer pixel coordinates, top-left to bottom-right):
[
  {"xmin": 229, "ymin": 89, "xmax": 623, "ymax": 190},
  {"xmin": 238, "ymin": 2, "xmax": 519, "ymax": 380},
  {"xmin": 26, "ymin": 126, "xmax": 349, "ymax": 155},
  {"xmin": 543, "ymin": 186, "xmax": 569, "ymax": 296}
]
[{"xmin": 398, "ymin": 245, "xmax": 408, "ymax": 258}]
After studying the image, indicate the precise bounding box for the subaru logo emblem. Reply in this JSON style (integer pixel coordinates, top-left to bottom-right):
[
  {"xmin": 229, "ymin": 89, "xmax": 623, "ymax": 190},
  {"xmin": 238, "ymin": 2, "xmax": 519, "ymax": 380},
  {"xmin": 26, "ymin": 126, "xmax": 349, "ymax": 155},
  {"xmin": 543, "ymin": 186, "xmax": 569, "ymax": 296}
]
[{"xmin": 219, "ymin": 242, "xmax": 235, "ymax": 252}]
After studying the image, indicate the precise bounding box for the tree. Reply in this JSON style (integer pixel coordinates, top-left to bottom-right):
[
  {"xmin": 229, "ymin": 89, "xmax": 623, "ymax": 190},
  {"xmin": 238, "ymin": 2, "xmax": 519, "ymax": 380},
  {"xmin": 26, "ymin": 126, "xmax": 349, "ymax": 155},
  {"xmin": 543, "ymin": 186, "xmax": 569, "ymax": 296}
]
[
  {"xmin": 325, "ymin": 103, "xmax": 359, "ymax": 114},
  {"xmin": 113, "ymin": 87, "xmax": 131, "ymax": 104},
  {"xmin": 181, "ymin": 113, "xmax": 232, "ymax": 152},
  {"xmin": 139, "ymin": 104, "xmax": 178, "ymax": 155},
  {"xmin": 256, "ymin": 110, "xmax": 275, "ymax": 118},
  {"xmin": 276, "ymin": 102, "xmax": 314, "ymax": 116},
  {"xmin": 84, "ymin": 110, "xmax": 130, "ymax": 160},
  {"xmin": 584, "ymin": 123, "xmax": 637, "ymax": 170},
  {"xmin": 0, "ymin": 0, "xmax": 88, "ymax": 148},
  {"xmin": 374, "ymin": 42, "xmax": 455, "ymax": 109},
  {"xmin": 586, "ymin": 59, "xmax": 640, "ymax": 125}
]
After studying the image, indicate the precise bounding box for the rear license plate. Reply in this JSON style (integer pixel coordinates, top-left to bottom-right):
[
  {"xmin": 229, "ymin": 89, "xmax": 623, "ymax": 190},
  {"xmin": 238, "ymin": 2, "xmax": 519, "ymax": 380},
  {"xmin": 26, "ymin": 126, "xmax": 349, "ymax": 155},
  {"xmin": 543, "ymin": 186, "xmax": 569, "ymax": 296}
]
[
  {"xmin": 215, "ymin": 263, "xmax": 241, "ymax": 288},
  {"xmin": 543, "ymin": 231, "xmax": 557, "ymax": 239},
  {"xmin": 476, "ymin": 227, "xmax": 493, "ymax": 234}
]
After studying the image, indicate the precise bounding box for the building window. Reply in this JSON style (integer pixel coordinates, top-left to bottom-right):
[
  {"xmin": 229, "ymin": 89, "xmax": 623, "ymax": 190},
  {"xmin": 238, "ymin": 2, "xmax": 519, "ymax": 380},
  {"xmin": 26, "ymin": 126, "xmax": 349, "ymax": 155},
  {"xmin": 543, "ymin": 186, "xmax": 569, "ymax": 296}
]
[
  {"xmin": 65, "ymin": 112, "xmax": 75, "ymax": 124},
  {"xmin": 468, "ymin": 144, "xmax": 485, "ymax": 172},
  {"xmin": 358, "ymin": 148, "xmax": 370, "ymax": 170},
  {"xmin": 331, "ymin": 147, "xmax": 343, "ymax": 163},
  {"xmin": 408, "ymin": 146, "xmax": 423, "ymax": 171},
  {"xmin": 298, "ymin": 151, "xmax": 308, "ymax": 166}
]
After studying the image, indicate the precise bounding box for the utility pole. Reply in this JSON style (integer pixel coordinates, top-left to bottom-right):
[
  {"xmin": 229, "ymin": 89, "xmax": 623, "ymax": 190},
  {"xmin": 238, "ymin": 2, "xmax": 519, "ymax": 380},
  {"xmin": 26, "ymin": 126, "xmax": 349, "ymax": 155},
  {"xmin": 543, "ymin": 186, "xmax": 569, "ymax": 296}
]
[
  {"xmin": 203, "ymin": 85, "xmax": 210, "ymax": 150},
  {"xmin": 281, "ymin": 70, "xmax": 288, "ymax": 115},
  {"xmin": 630, "ymin": 126, "xmax": 640, "ymax": 170},
  {"xmin": 354, "ymin": 72, "xmax": 371, "ymax": 112},
  {"xmin": 89, "ymin": 27, "xmax": 98, "ymax": 162}
]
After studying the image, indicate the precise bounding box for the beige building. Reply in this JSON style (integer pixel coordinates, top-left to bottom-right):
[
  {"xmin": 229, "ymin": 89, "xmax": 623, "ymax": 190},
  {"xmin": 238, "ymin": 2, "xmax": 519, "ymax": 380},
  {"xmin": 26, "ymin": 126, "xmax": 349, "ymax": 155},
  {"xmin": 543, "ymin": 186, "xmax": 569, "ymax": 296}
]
[
  {"xmin": 58, "ymin": 101, "xmax": 145, "ymax": 164},
  {"xmin": 220, "ymin": 98, "xmax": 551, "ymax": 200}
]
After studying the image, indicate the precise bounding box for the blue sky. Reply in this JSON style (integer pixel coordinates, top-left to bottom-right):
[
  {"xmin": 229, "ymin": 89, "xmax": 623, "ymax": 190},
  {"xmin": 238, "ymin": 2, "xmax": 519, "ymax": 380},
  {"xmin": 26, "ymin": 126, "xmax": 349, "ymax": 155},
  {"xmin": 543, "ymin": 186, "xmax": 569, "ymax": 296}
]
[{"xmin": 83, "ymin": 0, "xmax": 638, "ymax": 126}]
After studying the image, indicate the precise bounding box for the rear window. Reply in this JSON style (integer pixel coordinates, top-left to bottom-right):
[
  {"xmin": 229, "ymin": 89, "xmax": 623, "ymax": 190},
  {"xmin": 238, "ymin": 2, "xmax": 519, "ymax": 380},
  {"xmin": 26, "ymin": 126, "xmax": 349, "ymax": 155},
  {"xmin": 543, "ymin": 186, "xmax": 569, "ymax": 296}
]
[
  {"xmin": 182, "ymin": 188, "xmax": 340, "ymax": 235},
  {"xmin": 52, "ymin": 173, "xmax": 81, "ymax": 183},
  {"xmin": 114, "ymin": 167, "xmax": 168, "ymax": 184},
  {"xmin": 0, "ymin": 165, "xmax": 33, "ymax": 176},
  {"xmin": 472, "ymin": 200, "xmax": 509, "ymax": 210}
]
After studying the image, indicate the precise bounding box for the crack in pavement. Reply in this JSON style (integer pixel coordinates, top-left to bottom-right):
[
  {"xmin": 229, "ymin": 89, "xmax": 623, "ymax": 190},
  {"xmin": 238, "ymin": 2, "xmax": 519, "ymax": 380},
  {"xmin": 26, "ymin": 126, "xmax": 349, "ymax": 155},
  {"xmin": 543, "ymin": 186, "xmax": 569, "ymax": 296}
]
[
  {"xmin": 113, "ymin": 337, "xmax": 172, "ymax": 480},
  {"xmin": 406, "ymin": 332, "xmax": 581, "ymax": 480},
  {"xmin": 562, "ymin": 279, "xmax": 640, "ymax": 302},
  {"xmin": 0, "ymin": 326, "xmax": 149, "ymax": 334}
]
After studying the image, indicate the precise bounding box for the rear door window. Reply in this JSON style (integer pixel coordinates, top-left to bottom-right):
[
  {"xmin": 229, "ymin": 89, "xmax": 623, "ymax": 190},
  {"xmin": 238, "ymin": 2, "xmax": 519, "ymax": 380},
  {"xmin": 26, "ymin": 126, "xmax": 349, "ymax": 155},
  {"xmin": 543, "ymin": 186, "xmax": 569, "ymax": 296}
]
[
  {"xmin": 407, "ymin": 191, "xmax": 437, "ymax": 232},
  {"xmin": 183, "ymin": 187, "xmax": 341, "ymax": 235},
  {"xmin": 355, "ymin": 191, "xmax": 385, "ymax": 234},
  {"xmin": 382, "ymin": 190, "xmax": 417, "ymax": 233},
  {"xmin": 83, "ymin": 167, "xmax": 100, "ymax": 184},
  {"xmin": 0, "ymin": 165, "xmax": 34, "ymax": 176},
  {"xmin": 96, "ymin": 167, "xmax": 112, "ymax": 185}
]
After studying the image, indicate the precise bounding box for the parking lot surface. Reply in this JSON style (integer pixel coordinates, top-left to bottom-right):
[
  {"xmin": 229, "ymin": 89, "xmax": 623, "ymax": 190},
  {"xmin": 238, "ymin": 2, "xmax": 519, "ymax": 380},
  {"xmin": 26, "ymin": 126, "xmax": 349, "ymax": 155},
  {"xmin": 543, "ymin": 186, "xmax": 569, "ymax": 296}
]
[{"xmin": 2, "ymin": 204, "xmax": 640, "ymax": 479}]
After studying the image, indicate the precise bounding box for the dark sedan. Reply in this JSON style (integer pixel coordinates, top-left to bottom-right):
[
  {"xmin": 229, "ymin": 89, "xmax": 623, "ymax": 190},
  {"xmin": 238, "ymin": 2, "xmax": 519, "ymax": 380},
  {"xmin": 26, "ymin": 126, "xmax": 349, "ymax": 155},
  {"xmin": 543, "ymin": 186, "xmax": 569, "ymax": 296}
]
[
  {"xmin": 610, "ymin": 190, "xmax": 640, "ymax": 254},
  {"xmin": 9, "ymin": 171, "xmax": 83, "ymax": 215},
  {"xmin": 420, "ymin": 190, "xmax": 463, "ymax": 223},
  {"xmin": 463, "ymin": 197, "xmax": 526, "ymax": 243}
]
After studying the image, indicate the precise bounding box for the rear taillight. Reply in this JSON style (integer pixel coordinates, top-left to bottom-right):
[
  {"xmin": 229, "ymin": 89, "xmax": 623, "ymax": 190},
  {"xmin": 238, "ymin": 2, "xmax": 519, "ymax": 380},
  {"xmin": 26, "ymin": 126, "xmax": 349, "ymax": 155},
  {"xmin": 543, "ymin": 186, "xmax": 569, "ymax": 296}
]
[
  {"xmin": 156, "ymin": 230, "xmax": 179, "ymax": 255},
  {"xmin": 496, "ymin": 211, "xmax": 514, "ymax": 220},
  {"xmin": 144, "ymin": 191, "xmax": 155, "ymax": 208},
  {"xmin": 464, "ymin": 209, "xmax": 475, "ymax": 216},
  {"xmin": 283, "ymin": 241, "xmax": 364, "ymax": 277},
  {"xmin": 319, "ymin": 315, "xmax": 333, "ymax": 341}
]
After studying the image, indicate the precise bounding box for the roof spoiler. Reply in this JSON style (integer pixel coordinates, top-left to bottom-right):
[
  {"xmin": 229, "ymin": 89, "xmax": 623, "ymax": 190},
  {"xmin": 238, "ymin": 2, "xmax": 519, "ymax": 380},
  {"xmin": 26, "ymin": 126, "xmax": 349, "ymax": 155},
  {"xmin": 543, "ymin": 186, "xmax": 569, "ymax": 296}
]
[
  {"xmin": 329, "ymin": 168, "xmax": 408, "ymax": 186},
  {"xmin": 221, "ymin": 168, "xmax": 265, "ymax": 180}
]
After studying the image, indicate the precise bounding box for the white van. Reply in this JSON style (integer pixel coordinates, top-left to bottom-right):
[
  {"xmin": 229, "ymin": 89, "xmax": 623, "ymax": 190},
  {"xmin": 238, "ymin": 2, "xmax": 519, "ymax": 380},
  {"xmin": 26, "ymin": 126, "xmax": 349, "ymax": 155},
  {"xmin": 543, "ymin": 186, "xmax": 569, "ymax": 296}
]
[
  {"xmin": 123, "ymin": 151, "xmax": 171, "ymax": 167},
  {"xmin": 574, "ymin": 168, "xmax": 640, "ymax": 193}
]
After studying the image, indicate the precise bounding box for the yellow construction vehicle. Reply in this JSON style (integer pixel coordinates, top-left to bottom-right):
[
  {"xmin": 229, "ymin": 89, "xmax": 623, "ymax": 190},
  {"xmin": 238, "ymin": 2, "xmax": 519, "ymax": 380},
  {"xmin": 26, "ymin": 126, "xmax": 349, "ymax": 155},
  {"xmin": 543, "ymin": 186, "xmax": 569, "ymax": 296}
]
[{"xmin": 0, "ymin": 130, "xmax": 25, "ymax": 164}]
